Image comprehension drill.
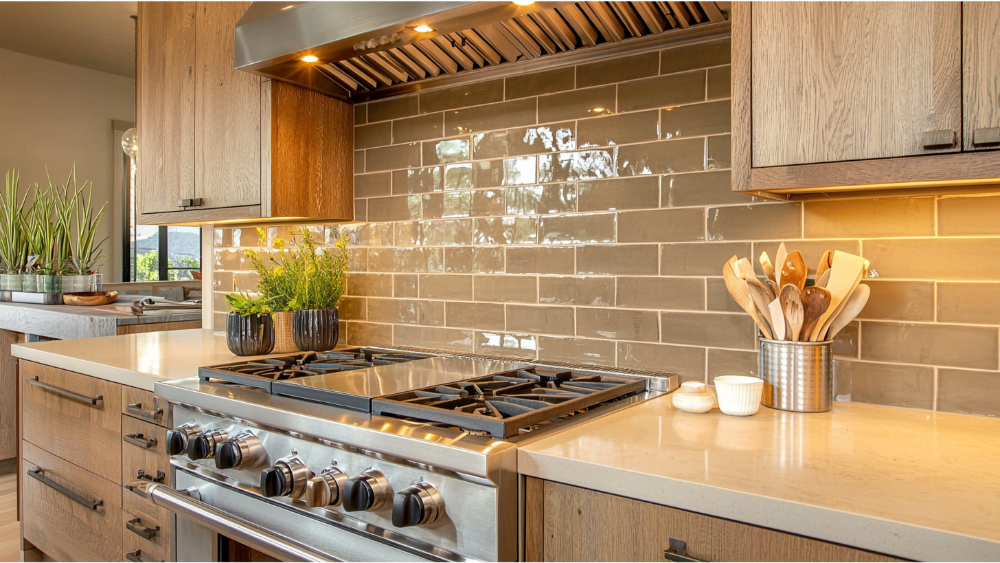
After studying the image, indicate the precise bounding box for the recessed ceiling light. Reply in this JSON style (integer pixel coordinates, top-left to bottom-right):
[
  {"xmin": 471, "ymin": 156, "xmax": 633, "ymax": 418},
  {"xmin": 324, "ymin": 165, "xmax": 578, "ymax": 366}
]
[
  {"xmin": 413, "ymin": 24, "xmax": 434, "ymax": 33},
  {"xmin": 301, "ymin": 55, "xmax": 319, "ymax": 63},
  {"xmin": 513, "ymin": 0, "xmax": 536, "ymax": 5}
]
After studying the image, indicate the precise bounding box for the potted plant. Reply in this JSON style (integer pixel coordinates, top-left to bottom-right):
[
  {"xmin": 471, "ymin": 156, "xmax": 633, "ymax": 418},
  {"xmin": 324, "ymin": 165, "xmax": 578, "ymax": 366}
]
[
  {"xmin": 287, "ymin": 227, "xmax": 348, "ymax": 352},
  {"xmin": 66, "ymin": 168, "xmax": 107, "ymax": 293},
  {"xmin": 0, "ymin": 169, "xmax": 30, "ymax": 291},
  {"xmin": 244, "ymin": 228, "xmax": 298, "ymax": 353},
  {"xmin": 225, "ymin": 292, "xmax": 275, "ymax": 356}
]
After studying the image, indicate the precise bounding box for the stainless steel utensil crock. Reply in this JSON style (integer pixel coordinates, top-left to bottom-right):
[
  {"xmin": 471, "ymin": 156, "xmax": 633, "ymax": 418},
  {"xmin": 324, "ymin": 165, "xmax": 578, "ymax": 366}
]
[{"xmin": 759, "ymin": 339, "xmax": 833, "ymax": 412}]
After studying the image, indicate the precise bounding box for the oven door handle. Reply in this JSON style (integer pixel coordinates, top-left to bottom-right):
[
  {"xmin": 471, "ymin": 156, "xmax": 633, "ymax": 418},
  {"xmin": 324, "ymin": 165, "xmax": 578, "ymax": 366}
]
[{"xmin": 146, "ymin": 483, "xmax": 340, "ymax": 562}]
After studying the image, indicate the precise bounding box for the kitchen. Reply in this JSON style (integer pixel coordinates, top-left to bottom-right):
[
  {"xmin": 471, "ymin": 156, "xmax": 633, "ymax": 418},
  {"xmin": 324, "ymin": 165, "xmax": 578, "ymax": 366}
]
[{"xmin": 2, "ymin": 1, "xmax": 999, "ymax": 562}]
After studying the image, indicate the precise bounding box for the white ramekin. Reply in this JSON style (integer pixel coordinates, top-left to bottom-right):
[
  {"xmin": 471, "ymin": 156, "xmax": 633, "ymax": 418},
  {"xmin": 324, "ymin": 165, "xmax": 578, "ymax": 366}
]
[{"xmin": 712, "ymin": 375, "xmax": 764, "ymax": 416}]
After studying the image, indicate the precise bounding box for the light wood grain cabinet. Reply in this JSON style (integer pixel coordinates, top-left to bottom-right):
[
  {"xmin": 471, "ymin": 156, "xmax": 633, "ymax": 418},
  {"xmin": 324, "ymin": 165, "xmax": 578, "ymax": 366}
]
[
  {"xmin": 963, "ymin": 2, "xmax": 1000, "ymax": 151},
  {"xmin": 524, "ymin": 478, "xmax": 899, "ymax": 562}
]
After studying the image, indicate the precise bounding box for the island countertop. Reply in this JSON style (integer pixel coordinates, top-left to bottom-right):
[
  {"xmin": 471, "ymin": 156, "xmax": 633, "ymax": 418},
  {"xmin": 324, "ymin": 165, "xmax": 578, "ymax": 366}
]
[
  {"xmin": 0, "ymin": 295, "xmax": 201, "ymax": 340},
  {"xmin": 518, "ymin": 396, "xmax": 1000, "ymax": 562}
]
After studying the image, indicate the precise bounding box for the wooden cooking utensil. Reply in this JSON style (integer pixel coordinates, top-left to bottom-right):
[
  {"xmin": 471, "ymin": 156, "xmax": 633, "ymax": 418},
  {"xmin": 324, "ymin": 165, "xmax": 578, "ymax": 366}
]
[
  {"xmin": 815, "ymin": 269, "xmax": 831, "ymax": 288},
  {"xmin": 748, "ymin": 283, "xmax": 776, "ymax": 336},
  {"xmin": 775, "ymin": 243, "xmax": 788, "ymax": 287},
  {"xmin": 738, "ymin": 259, "xmax": 775, "ymax": 301},
  {"xmin": 780, "ymin": 250, "xmax": 807, "ymax": 292},
  {"xmin": 766, "ymin": 279, "xmax": 780, "ymax": 296},
  {"xmin": 816, "ymin": 250, "xmax": 833, "ymax": 279},
  {"xmin": 759, "ymin": 251, "xmax": 776, "ymax": 283},
  {"xmin": 800, "ymin": 286, "xmax": 831, "ymax": 341},
  {"xmin": 768, "ymin": 298, "xmax": 786, "ymax": 341},
  {"xmin": 825, "ymin": 283, "xmax": 871, "ymax": 340},
  {"xmin": 723, "ymin": 261, "xmax": 773, "ymax": 340},
  {"xmin": 812, "ymin": 251, "xmax": 866, "ymax": 341},
  {"xmin": 779, "ymin": 284, "xmax": 803, "ymax": 342}
]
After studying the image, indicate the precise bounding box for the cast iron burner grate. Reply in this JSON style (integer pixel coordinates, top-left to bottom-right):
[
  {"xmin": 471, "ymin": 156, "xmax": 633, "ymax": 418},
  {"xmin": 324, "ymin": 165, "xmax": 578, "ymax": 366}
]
[{"xmin": 371, "ymin": 367, "xmax": 646, "ymax": 439}]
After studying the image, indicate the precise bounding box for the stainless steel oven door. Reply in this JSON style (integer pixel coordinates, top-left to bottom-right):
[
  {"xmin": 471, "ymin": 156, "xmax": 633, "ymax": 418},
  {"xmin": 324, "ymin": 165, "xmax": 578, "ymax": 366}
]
[{"xmin": 161, "ymin": 464, "xmax": 467, "ymax": 562}]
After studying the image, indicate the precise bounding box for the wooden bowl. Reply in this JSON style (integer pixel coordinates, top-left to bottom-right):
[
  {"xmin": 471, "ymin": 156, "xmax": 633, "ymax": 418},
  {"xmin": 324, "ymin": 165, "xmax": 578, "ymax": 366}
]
[{"xmin": 62, "ymin": 291, "xmax": 119, "ymax": 306}]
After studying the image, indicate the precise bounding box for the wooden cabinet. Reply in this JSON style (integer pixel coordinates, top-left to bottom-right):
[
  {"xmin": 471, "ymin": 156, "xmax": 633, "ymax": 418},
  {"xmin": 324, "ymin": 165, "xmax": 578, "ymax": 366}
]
[
  {"xmin": 524, "ymin": 478, "xmax": 899, "ymax": 562},
  {"xmin": 137, "ymin": 1, "xmax": 354, "ymax": 225},
  {"xmin": 733, "ymin": 2, "xmax": 1000, "ymax": 199}
]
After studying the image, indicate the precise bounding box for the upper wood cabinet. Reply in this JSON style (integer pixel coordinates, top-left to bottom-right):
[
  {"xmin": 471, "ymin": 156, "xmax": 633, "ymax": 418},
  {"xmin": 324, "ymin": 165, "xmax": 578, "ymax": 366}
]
[
  {"xmin": 733, "ymin": 2, "xmax": 1000, "ymax": 199},
  {"xmin": 137, "ymin": 1, "xmax": 354, "ymax": 225}
]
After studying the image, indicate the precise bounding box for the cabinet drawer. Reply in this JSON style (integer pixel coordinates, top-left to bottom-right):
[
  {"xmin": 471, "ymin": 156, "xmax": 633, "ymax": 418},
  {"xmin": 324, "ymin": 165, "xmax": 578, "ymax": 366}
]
[
  {"xmin": 122, "ymin": 415, "xmax": 172, "ymax": 488},
  {"xmin": 122, "ymin": 386, "xmax": 169, "ymax": 428},
  {"xmin": 123, "ymin": 486, "xmax": 173, "ymax": 562},
  {"xmin": 22, "ymin": 440, "xmax": 123, "ymax": 562},
  {"xmin": 22, "ymin": 361, "xmax": 122, "ymax": 482}
]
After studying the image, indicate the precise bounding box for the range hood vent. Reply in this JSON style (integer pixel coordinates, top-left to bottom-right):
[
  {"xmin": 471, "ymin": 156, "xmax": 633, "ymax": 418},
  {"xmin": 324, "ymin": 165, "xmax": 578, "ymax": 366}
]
[{"xmin": 236, "ymin": 1, "xmax": 728, "ymax": 101}]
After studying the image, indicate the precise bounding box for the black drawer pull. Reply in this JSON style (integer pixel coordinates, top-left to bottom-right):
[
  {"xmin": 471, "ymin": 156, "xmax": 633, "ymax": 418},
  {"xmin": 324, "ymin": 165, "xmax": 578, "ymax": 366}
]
[
  {"xmin": 27, "ymin": 467, "xmax": 103, "ymax": 511},
  {"xmin": 124, "ymin": 432, "xmax": 158, "ymax": 449},
  {"xmin": 664, "ymin": 538, "xmax": 706, "ymax": 562},
  {"xmin": 176, "ymin": 198, "xmax": 203, "ymax": 208},
  {"xmin": 126, "ymin": 549, "xmax": 152, "ymax": 562},
  {"xmin": 127, "ymin": 402, "xmax": 163, "ymax": 421},
  {"xmin": 127, "ymin": 517, "xmax": 159, "ymax": 539},
  {"xmin": 28, "ymin": 376, "xmax": 102, "ymax": 406}
]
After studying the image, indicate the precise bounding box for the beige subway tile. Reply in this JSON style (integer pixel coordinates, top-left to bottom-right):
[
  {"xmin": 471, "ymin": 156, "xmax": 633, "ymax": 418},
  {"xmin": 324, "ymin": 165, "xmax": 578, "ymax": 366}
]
[
  {"xmin": 937, "ymin": 283, "xmax": 1000, "ymax": 324},
  {"xmin": 213, "ymin": 271, "xmax": 234, "ymax": 293},
  {"xmin": 617, "ymin": 342, "xmax": 706, "ymax": 382},
  {"xmin": 752, "ymin": 240, "xmax": 860, "ymax": 277},
  {"xmin": 856, "ymin": 280, "xmax": 934, "ymax": 321},
  {"xmin": 618, "ymin": 208, "xmax": 705, "ymax": 243},
  {"xmin": 342, "ymin": 222, "xmax": 394, "ymax": 246},
  {"xmin": 707, "ymin": 134, "xmax": 730, "ymax": 169},
  {"xmin": 394, "ymin": 274, "xmax": 418, "ymax": 298},
  {"xmin": 618, "ymin": 277, "xmax": 704, "ymax": 310},
  {"xmin": 661, "ymin": 242, "xmax": 752, "ymax": 275},
  {"xmin": 506, "ymin": 304, "xmax": 575, "ymax": 335},
  {"xmin": 233, "ymin": 271, "xmax": 260, "ymax": 293},
  {"xmin": 444, "ymin": 247, "xmax": 473, "ymax": 273},
  {"xmin": 367, "ymin": 195, "xmax": 421, "ymax": 222},
  {"xmin": 661, "ymin": 38, "xmax": 730, "ymax": 74},
  {"xmin": 214, "ymin": 228, "xmax": 232, "ymax": 248},
  {"xmin": 507, "ymin": 184, "xmax": 577, "ymax": 215},
  {"xmin": 538, "ymin": 149, "xmax": 615, "ymax": 182},
  {"xmin": 347, "ymin": 273, "xmax": 393, "ymax": 297},
  {"xmin": 662, "ymin": 170, "xmax": 752, "ymax": 207},
  {"xmin": 577, "ymin": 51, "xmax": 659, "ymax": 88},
  {"xmin": 347, "ymin": 248, "xmax": 367, "ymax": 272},
  {"xmin": 474, "ymin": 331, "xmax": 539, "ymax": 360},
  {"xmin": 364, "ymin": 143, "xmax": 421, "ymax": 172},
  {"xmin": 474, "ymin": 247, "xmax": 504, "ymax": 274},
  {"xmin": 396, "ymin": 219, "xmax": 473, "ymax": 246},
  {"xmin": 213, "ymin": 292, "xmax": 229, "ymax": 315},
  {"xmin": 538, "ymin": 336, "xmax": 616, "ymax": 367},
  {"xmin": 618, "ymin": 70, "xmax": 705, "ymax": 113},
  {"xmin": 937, "ymin": 368, "xmax": 1000, "ymax": 416},
  {"xmin": 833, "ymin": 321, "xmax": 859, "ymax": 358},
  {"xmin": 355, "ymin": 172, "xmax": 392, "ymax": 198},
  {"xmin": 474, "ymin": 217, "xmax": 538, "ymax": 245},
  {"xmin": 354, "ymin": 199, "xmax": 367, "ymax": 221},
  {"xmin": 367, "ymin": 248, "xmax": 443, "ymax": 273},
  {"xmin": 706, "ymin": 277, "xmax": 744, "ymax": 313},
  {"xmin": 505, "ymin": 67, "xmax": 575, "ymax": 99},
  {"xmin": 212, "ymin": 312, "xmax": 227, "ymax": 333},
  {"xmin": 472, "ymin": 156, "xmax": 537, "ymax": 187},
  {"xmin": 446, "ymin": 302, "xmax": 505, "ymax": 330},
  {"xmin": 707, "ymin": 65, "xmax": 731, "ymax": 100},
  {"xmin": 474, "ymin": 275, "xmax": 537, "ymax": 303},
  {"xmin": 420, "ymin": 79, "xmax": 504, "ymax": 113},
  {"xmin": 355, "ymin": 104, "xmax": 367, "ymax": 125},
  {"xmin": 577, "ymin": 244, "xmax": 658, "ymax": 275},
  {"xmin": 707, "ymin": 203, "xmax": 801, "ymax": 241},
  {"xmin": 661, "ymin": 311, "xmax": 756, "ymax": 349},
  {"xmin": 392, "ymin": 166, "xmax": 442, "ymax": 194},
  {"xmin": 393, "ymin": 325, "xmax": 473, "ymax": 353},
  {"xmin": 538, "ymin": 85, "xmax": 617, "ymax": 122},
  {"xmin": 577, "ymin": 110, "xmax": 659, "ymax": 148},
  {"xmin": 804, "ymin": 197, "xmax": 935, "ymax": 238},
  {"xmin": 578, "ymin": 177, "xmax": 658, "ymax": 212},
  {"xmin": 707, "ymin": 348, "xmax": 759, "ymax": 379},
  {"xmin": 368, "ymin": 95, "xmax": 418, "ymax": 122},
  {"xmin": 422, "ymin": 138, "xmax": 470, "ymax": 165},
  {"xmin": 540, "ymin": 277, "xmax": 614, "ymax": 306},
  {"xmin": 418, "ymin": 274, "xmax": 472, "ymax": 300},
  {"xmin": 835, "ymin": 360, "xmax": 934, "ymax": 410},
  {"xmin": 506, "ymin": 247, "xmax": 575, "ymax": 275},
  {"xmin": 213, "ymin": 248, "xmax": 243, "ymax": 271},
  {"xmin": 346, "ymin": 321, "xmax": 393, "ymax": 347},
  {"xmin": 354, "ymin": 149, "xmax": 365, "ymax": 172},
  {"xmin": 617, "ymin": 138, "xmax": 705, "ymax": 176},
  {"xmin": 367, "ymin": 298, "xmax": 444, "ymax": 326},
  {"xmin": 338, "ymin": 297, "xmax": 366, "ymax": 321},
  {"xmin": 445, "ymin": 98, "xmax": 536, "ymax": 135},
  {"xmin": 938, "ymin": 195, "xmax": 1000, "ymax": 235},
  {"xmin": 539, "ymin": 213, "xmax": 616, "ymax": 244},
  {"xmin": 860, "ymin": 321, "xmax": 999, "ymax": 370},
  {"xmin": 355, "ymin": 121, "xmax": 391, "ymax": 149},
  {"xmin": 393, "ymin": 113, "xmax": 444, "ymax": 144},
  {"xmin": 863, "ymin": 238, "xmax": 1000, "ymax": 280},
  {"xmin": 578, "ymin": 308, "xmax": 659, "ymax": 342},
  {"xmin": 473, "ymin": 122, "xmax": 576, "ymax": 160},
  {"xmin": 661, "ymin": 100, "xmax": 730, "ymax": 139}
]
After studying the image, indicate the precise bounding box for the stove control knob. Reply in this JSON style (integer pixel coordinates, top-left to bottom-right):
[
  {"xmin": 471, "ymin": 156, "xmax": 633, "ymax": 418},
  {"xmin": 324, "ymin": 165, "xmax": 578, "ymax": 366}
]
[
  {"xmin": 342, "ymin": 469, "xmax": 390, "ymax": 512},
  {"xmin": 260, "ymin": 457, "xmax": 310, "ymax": 500},
  {"xmin": 303, "ymin": 467, "xmax": 348, "ymax": 508},
  {"xmin": 186, "ymin": 429, "xmax": 228, "ymax": 461},
  {"xmin": 392, "ymin": 482, "xmax": 443, "ymax": 528},
  {"xmin": 165, "ymin": 423, "xmax": 203, "ymax": 456},
  {"xmin": 215, "ymin": 432, "xmax": 267, "ymax": 471}
]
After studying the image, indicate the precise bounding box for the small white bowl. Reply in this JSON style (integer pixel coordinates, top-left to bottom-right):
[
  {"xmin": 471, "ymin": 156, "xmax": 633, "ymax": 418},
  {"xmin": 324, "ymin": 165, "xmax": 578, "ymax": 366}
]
[
  {"xmin": 713, "ymin": 375, "xmax": 764, "ymax": 416},
  {"xmin": 672, "ymin": 381, "xmax": 715, "ymax": 413}
]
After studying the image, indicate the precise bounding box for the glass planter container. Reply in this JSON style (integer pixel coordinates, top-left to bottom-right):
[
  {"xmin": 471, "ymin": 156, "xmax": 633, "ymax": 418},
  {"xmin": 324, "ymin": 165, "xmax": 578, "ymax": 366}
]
[
  {"xmin": 62, "ymin": 274, "xmax": 90, "ymax": 293},
  {"xmin": 0, "ymin": 274, "xmax": 22, "ymax": 291},
  {"xmin": 38, "ymin": 275, "xmax": 62, "ymax": 293},
  {"xmin": 292, "ymin": 309, "xmax": 339, "ymax": 352},
  {"xmin": 21, "ymin": 273, "xmax": 38, "ymax": 293},
  {"xmin": 226, "ymin": 313, "xmax": 275, "ymax": 356}
]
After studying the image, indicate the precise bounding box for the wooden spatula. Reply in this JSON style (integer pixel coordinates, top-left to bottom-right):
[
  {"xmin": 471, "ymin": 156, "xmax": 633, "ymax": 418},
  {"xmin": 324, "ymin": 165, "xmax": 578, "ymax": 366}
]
[
  {"xmin": 816, "ymin": 250, "xmax": 833, "ymax": 279},
  {"xmin": 800, "ymin": 286, "xmax": 831, "ymax": 341},
  {"xmin": 723, "ymin": 261, "xmax": 773, "ymax": 340},
  {"xmin": 779, "ymin": 284, "xmax": 803, "ymax": 342},
  {"xmin": 775, "ymin": 243, "xmax": 788, "ymax": 287},
  {"xmin": 768, "ymin": 298, "xmax": 786, "ymax": 341},
  {"xmin": 825, "ymin": 283, "xmax": 870, "ymax": 340},
  {"xmin": 812, "ymin": 251, "xmax": 866, "ymax": 341},
  {"xmin": 759, "ymin": 251, "xmax": 776, "ymax": 283},
  {"xmin": 748, "ymin": 283, "xmax": 776, "ymax": 336},
  {"xmin": 738, "ymin": 258, "xmax": 775, "ymax": 301},
  {"xmin": 815, "ymin": 269, "xmax": 831, "ymax": 288},
  {"xmin": 780, "ymin": 250, "xmax": 807, "ymax": 291}
]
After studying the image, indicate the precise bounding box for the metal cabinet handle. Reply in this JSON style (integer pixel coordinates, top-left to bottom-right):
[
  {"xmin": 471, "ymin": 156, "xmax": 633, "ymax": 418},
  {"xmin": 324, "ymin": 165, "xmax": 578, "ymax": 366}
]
[
  {"xmin": 126, "ymin": 517, "xmax": 159, "ymax": 539},
  {"xmin": 26, "ymin": 467, "xmax": 103, "ymax": 511},
  {"xmin": 973, "ymin": 127, "xmax": 1000, "ymax": 147},
  {"xmin": 922, "ymin": 129, "xmax": 956, "ymax": 149},
  {"xmin": 146, "ymin": 483, "xmax": 339, "ymax": 562},
  {"xmin": 28, "ymin": 376, "xmax": 102, "ymax": 406},
  {"xmin": 126, "ymin": 402, "xmax": 163, "ymax": 422},
  {"xmin": 664, "ymin": 538, "xmax": 707, "ymax": 562},
  {"xmin": 125, "ymin": 549, "xmax": 153, "ymax": 562},
  {"xmin": 176, "ymin": 198, "xmax": 204, "ymax": 208},
  {"xmin": 124, "ymin": 433, "xmax": 158, "ymax": 449}
]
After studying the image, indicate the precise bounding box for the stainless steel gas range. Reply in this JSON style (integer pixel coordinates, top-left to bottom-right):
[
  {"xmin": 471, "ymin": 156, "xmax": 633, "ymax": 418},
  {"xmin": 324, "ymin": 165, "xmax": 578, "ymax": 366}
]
[{"xmin": 147, "ymin": 347, "xmax": 674, "ymax": 562}]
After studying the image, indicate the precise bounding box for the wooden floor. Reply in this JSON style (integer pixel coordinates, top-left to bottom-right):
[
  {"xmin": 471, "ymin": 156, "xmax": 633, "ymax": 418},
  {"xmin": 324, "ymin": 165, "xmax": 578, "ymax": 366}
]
[{"xmin": 0, "ymin": 467, "xmax": 17, "ymax": 562}]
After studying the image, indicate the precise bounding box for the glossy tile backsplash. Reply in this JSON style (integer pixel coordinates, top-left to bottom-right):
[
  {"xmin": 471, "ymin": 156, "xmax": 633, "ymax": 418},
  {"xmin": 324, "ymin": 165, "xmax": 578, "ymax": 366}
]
[{"xmin": 213, "ymin": 37, "xmax": 1000, "ymax": 418}]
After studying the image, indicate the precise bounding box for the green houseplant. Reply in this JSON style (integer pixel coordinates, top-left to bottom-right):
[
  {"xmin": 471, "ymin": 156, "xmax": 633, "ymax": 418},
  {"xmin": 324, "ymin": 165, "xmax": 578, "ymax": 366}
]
[
  {"xmin": 224, "ymin": 292, "xmax": 275, "ymax": 356},
  {"xmin": 0, "ymin": 169, "xmax": 30, "ymax": 291},
  {"xmin": 244, "ymin": 228, "xmax": 299, "ymax": 352}
]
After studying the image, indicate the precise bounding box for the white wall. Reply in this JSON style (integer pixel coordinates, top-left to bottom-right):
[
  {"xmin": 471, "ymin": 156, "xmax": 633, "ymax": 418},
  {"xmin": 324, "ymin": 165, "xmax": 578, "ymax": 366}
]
[{"xmin": 0, "ymin": 47, "xmax": 134, "ymax": 281}]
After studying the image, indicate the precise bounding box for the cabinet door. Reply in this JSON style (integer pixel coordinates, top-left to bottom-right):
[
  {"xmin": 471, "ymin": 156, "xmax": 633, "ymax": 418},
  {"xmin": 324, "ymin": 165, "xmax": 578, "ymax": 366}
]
[
  {"xmin": 751, "ymin": 2, "xmax": 961, "ymax": 167},
  {"xmin": 138, "ymin": 2, "xmax": 196, "ymax": 214},
  {"xmin": 194, "ymin": 1, "xmax": 261, "ymax": 210},
  {"xmin": 964, "ymin": 3, "xmax": 1000, "ymax": 151}
]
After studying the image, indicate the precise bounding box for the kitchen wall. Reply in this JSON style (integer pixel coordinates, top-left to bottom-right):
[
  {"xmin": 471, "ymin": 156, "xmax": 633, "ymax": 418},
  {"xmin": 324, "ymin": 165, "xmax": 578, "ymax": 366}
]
[
  {"xmin": 0, "ymin": 47, "xmax": 134, "ymax": 281},
  {"xmin": 213, "ymin": 37, "xmax": 1000, "ymax": 418}
]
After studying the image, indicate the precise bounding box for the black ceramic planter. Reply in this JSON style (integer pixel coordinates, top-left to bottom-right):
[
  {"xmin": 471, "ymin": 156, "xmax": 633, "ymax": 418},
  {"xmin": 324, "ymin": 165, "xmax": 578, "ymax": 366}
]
[
  {"xmin": 226, "ymin": 313, "xmax": 275, "ymax": 356},
  {"xmin": 292, "ymin": 308, "xmax": 339, "ymax": 352}
]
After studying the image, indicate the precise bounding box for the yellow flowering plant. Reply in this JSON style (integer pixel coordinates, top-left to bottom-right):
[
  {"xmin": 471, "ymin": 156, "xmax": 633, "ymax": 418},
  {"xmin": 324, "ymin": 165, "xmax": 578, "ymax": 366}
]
[{"xmin": 244, "ymin": 227, "xmax": 348, "ymax": 311}]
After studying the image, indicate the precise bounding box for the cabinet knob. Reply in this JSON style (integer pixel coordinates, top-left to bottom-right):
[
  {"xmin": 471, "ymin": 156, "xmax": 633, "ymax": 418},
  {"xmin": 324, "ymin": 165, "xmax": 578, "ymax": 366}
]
[
  {"xmin": 922, "ymin": 130, "xmax": 956, "ymax": 149},
  {"xmin": 973, "ymin": 127, "xmax": 1000, "ymax": 147},
  {"xmin": 176, "ymin": 198, "xmax": 204, "ymax": 208}
]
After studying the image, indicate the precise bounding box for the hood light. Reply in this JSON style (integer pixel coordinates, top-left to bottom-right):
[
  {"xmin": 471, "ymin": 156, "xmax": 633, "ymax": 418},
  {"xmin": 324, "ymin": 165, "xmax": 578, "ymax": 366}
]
[
  {"xmin": 513, "ymin": 0, "xmax": 535, "ymax": 5},
  {"xmin": 301, "ymin": 55, "xmax": 319, "ymax": 63},
  {"xmin": 413, "ymin": 24, "xmax": 434, "ymax": 33}
]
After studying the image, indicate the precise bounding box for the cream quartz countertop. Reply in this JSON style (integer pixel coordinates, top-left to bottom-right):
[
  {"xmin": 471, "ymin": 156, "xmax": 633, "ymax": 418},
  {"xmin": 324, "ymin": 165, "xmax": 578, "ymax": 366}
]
[
  {"xmin": 518, "ymin": 396, "xmax": 1000, "ymax": 562},
  {"xmin": 11, "ymin": 329, "xmax": 249, "ymax": 391}
]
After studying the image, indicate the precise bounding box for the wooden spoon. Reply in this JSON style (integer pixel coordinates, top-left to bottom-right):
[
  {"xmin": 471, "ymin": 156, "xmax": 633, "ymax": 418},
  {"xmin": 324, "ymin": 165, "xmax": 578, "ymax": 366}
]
[
  {"xmin": 768, "ymin": 298, "xmax": 786, "ymax": 341},
  {"xmin": 825, "ymin": 284, "xmax": 871, "ymax": 340},
  {"xmin": 736, "ymin": 257, "xmax": 775, "ymax": 300},
  {"xmin": 748, "ymin": 283, "xmax": 776, "ymax": 336},
  {"xmin": 816, "ymin": 250, "xmax": 833, "ymax": 279},
  {"xmin": 812, "ymin": 251, "xmax": 866, "ymax": 341},
  {"xmin": 759, "ymin": 251, "xmax": 776, "ymax": 283},
  {"xmin": 766, "ymin": 279, "xmax": 780, "ymax": 297},
  {"xmin": 815, "ymin": 269, "xmax": 831, "ymax": 288},
  {"xmin": 800, "ymin": 286, "xmax": 831, "ymax": 341},
  {"xmin": 780, "ymin": 250, "xmax": 807, "ymax": 292},
  {"xmin": 723, "ymin": 261, "xmax": 773, "ymax": 340},
  {"xmin": 775, "ymin": 243, "xmax": 788, "ymax": 287},
  {"xmin": 779, "ymin": 284, "xmax": 803, "ymax": 342}
]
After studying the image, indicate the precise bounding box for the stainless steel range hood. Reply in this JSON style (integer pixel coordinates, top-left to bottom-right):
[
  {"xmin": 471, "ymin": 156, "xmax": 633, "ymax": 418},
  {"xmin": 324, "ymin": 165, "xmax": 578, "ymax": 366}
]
[{"xmin": 235, "ymin": 1, "xmax": 728, "ymax": 101}]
